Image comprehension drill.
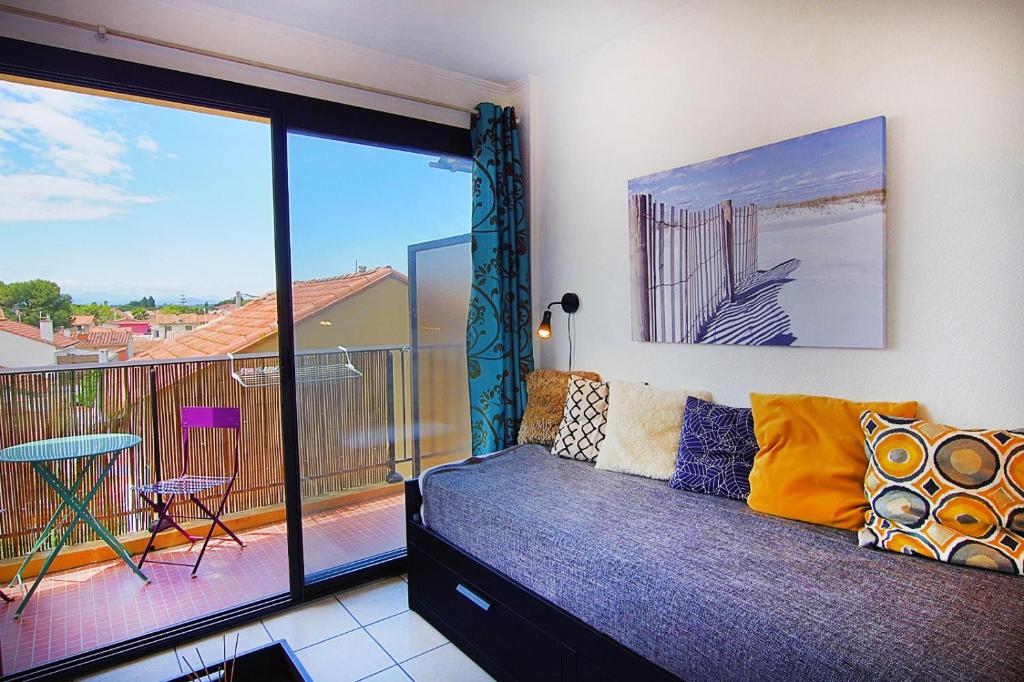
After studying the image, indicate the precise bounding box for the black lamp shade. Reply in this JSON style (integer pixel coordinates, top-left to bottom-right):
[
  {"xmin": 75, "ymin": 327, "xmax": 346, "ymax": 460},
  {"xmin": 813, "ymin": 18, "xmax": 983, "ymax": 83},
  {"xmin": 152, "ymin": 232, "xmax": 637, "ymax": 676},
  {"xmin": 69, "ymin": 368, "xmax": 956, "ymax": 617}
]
[{"xmin": 537, "ymin": 310, "xmax": 553, "ymax": 338}]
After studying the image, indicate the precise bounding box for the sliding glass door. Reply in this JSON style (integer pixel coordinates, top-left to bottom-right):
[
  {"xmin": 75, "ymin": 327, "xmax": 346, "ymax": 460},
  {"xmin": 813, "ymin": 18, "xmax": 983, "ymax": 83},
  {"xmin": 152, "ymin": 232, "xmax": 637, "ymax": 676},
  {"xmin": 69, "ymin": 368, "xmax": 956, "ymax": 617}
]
[
  {"xmin": 285, "ymin": 134, "xmax": 472, "ymax": 581},
  {"xmin": 0, "ymin": 35, "xmax": 474, "ymax": 678},
  {"xmin": 0, "ymin": 75, "xmax": 286, "ymax": 675}
]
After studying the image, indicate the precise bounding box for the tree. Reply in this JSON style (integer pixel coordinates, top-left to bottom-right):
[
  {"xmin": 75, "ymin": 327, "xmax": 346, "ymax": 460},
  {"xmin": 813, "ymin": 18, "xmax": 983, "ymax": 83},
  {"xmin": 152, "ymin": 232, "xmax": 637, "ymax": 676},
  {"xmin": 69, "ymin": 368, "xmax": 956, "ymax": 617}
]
[
  {"xmin": 71, "ymin": 303, "xmax": 119, "ymax": 324},
  {"xmin": 0, "ymin": 279, "xmax": 73, "ymax": 327},
  {"xmin": 125, "ymin": 295, "xmax": 156, "ymax": 309}
]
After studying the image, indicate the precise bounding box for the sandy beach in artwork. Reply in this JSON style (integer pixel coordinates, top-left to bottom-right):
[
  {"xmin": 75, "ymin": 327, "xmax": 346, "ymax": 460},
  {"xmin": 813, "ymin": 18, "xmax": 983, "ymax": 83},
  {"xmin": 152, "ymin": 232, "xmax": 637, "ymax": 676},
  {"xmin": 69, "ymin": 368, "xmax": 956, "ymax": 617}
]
[{"xmin": 757, "ymin": 190, "xmax": 885, "ymax": 348}]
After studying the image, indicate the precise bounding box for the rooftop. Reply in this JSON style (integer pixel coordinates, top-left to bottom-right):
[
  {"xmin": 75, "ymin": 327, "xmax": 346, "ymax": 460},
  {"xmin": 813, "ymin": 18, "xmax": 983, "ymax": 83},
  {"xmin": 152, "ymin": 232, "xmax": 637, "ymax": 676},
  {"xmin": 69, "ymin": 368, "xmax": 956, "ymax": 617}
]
[
  {"xmin": 151, "ymin": 313, "xmax": 214, "ymax": 326},
  {"xmin": 138, "ymin": 267, "xmax": 406, "ymax": 359},
  {"xmin": 0, "ymin": 318, "xmax": 79, "ymax": 349},
  {"xmin": 71, "ymin": 315, "xmax": 95, "ymax": 326},
  {"xmin": 79, "ymin": 328, "xmax": 133, "ymax": 348}
]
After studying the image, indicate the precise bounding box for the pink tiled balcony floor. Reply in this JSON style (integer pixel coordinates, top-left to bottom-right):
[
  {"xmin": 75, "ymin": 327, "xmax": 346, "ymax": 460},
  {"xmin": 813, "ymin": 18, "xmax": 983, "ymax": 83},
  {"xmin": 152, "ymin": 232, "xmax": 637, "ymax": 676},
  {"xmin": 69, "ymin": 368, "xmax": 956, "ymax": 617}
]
[{"xmin": 1, "ymin": 491, "xmax": 405, "ymax": 675}]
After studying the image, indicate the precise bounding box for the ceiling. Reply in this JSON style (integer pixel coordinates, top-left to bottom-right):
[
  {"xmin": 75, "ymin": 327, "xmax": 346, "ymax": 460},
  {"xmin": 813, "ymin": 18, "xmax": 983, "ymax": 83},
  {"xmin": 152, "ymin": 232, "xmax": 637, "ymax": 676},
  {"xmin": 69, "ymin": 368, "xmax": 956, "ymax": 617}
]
[{"xmin": 189, "ymin": 0, "xmax": 687, "ymax": 85}]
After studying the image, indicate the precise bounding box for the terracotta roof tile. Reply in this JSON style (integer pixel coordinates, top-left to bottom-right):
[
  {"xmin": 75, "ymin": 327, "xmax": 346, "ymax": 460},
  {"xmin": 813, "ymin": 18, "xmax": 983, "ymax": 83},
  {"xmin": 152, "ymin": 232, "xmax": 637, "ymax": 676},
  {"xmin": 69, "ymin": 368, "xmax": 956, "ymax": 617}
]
[
  {"xmin": 81, "ymin": 328, "xmax": 133, "ymax": 348},
  {"xmin": 130, "ymin": 338, "xmax": 165, "ymax": 355},
  {"xmin": 152, "ymin": 313, "xmax": 213, "ymax": 326},
  {"xmin": 138, "ymin": 267, "xmax": 404, "ymax": 360},
  {"xmin": 71, "ymin": 315, "xmax": 95, "ymax": 326},
  {"xmin": 0, "ymin": 319, "xmax": 79, "ymax": 348}
]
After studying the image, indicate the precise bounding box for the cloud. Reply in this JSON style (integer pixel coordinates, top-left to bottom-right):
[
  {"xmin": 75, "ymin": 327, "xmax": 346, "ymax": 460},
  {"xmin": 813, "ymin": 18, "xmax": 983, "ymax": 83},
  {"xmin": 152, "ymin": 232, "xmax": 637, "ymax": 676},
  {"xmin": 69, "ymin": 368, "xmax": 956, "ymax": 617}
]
[
  {"xmin": 136, "ymin": 134, "xmax": 159, "ymax": 153},
  {"xmin": 0, "ymin": 173, "xmax": 159, "ymax": 222},
  {"xmin": 0, "ymin": 82, "xmax": 128, "ymax": 178},
  {"xmin": 0, "ymin": 82, "xmax": 164, "ymax": 223},
  {"xmin": 689, "ymin": 156, "xmax": 731, "ymax": 172},
  {"xmin": 823, "ymin": 168, "xmax": 864, "ymax": 180}
]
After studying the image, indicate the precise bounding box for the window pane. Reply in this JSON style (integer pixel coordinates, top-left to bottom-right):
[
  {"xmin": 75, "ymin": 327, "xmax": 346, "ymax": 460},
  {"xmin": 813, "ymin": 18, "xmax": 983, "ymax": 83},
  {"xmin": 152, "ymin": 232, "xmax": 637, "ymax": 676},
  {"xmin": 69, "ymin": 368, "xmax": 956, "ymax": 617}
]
[
  {"xmin": 285, "ymin": 134, "xmax": 471, "ymax": 579},
  {"xmin": 0, "ymin": 77, "xmax": 283, "ymax": 674}
]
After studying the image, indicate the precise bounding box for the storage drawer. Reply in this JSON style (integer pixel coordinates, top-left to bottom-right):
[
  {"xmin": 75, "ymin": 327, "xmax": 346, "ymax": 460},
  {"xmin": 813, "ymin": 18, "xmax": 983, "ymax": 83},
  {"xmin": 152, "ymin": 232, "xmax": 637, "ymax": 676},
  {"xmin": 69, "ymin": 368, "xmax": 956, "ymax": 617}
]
[{"xmin": 409, "ymin": 542, "xmax": 561, "ymax": 681}]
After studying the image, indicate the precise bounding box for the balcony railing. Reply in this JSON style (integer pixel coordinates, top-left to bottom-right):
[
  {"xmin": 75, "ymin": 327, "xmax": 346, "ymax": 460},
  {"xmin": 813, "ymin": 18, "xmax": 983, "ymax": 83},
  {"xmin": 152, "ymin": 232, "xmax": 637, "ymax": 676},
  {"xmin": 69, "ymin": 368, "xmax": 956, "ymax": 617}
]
[{"xmin": 0, "ymin": 345, "xmax": 434, "ymax": 561}]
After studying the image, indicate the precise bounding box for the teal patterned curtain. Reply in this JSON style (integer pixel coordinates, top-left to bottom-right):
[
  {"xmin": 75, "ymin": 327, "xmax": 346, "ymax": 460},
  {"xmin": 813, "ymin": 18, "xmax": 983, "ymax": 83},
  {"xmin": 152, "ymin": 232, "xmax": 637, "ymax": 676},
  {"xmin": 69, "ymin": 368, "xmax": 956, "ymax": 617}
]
[{"xmin": 467, "ymin": 103, "xmax": 534, "ymax": 456}]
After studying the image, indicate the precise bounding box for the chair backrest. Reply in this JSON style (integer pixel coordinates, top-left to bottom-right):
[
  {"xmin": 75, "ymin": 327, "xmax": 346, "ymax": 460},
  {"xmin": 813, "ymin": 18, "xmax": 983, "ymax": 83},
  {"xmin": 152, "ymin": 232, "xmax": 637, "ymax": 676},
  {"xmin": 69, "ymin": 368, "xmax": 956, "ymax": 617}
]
[
  {"xmin": 181, "ymin": 406, "xmax": 241, "ymax": 430},
  {"xmin": 179, "ymin": 406, "xmax": 242, "ymax": 478}
]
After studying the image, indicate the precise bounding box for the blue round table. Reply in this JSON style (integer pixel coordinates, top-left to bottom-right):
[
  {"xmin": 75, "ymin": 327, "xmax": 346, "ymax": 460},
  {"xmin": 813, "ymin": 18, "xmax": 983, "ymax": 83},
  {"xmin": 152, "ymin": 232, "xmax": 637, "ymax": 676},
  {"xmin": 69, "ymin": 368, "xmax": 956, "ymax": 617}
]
[{"xmin": 1, "ymin": 434, "xmax": 149, "ymax": 618}]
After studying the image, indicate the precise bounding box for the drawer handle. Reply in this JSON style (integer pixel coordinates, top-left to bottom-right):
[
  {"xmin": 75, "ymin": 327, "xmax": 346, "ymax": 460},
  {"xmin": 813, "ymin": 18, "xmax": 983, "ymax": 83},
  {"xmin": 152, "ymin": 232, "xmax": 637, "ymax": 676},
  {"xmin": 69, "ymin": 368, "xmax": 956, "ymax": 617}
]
[{"xmin": 455, "ymin": 583, "xmax": 491, "ymax": 611}]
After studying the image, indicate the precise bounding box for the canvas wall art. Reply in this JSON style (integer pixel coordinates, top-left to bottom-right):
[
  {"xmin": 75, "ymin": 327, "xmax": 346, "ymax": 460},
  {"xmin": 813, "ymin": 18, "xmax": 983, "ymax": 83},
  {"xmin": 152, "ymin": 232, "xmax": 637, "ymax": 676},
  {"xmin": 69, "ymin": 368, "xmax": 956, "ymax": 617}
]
[{"xmin": 627, "ymin": 116, "xmax": 886, "ymax": 348}]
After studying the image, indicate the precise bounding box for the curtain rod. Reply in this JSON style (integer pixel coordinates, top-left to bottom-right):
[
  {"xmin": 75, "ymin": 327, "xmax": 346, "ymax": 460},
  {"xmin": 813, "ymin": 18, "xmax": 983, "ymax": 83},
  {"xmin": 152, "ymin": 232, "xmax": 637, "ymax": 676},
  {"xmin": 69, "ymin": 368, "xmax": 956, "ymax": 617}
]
[{"xmin": 0, "ymin": 3, "xmax": 480, "ymax": 116}]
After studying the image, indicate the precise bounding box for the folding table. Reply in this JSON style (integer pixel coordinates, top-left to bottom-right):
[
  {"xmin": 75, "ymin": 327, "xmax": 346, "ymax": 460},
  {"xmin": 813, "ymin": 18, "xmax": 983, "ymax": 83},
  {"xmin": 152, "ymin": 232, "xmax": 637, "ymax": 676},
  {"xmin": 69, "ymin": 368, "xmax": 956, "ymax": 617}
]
[{"xmin": 0, "ymin": 434, "xmax": 149, "ymax": 618}]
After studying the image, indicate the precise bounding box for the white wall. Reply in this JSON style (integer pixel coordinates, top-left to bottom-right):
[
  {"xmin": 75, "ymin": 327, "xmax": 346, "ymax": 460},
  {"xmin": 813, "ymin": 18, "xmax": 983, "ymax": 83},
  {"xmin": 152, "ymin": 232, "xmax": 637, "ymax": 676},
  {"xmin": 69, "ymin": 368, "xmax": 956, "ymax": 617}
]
[
  {"xmin": 528, "ymin": 0, "xmax": 1024, "ymax": 425},
  {"xmin": 0, "ymin": 333, "xmax": 56, "ymax": 368}
]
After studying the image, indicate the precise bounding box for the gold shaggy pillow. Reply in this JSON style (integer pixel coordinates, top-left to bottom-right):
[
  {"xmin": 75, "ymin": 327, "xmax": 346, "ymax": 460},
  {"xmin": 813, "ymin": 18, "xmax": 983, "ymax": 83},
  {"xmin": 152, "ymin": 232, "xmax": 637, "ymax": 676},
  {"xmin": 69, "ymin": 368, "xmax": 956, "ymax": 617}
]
[
  {"xmin": 518, "ymin": 369, "xmax": 601, "ymax": 447},
  {"xmin": 596, "ymin": 381, "xmax": 712, "ymax": 480}
]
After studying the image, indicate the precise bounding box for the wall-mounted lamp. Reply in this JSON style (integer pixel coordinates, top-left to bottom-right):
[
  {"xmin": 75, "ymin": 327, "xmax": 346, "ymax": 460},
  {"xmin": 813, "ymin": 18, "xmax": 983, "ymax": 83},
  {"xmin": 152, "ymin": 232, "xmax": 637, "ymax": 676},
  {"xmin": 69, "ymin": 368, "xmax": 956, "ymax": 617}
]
[{"xmin": 537, "ymin": 293, "xmax": 579, "ymax": 339}]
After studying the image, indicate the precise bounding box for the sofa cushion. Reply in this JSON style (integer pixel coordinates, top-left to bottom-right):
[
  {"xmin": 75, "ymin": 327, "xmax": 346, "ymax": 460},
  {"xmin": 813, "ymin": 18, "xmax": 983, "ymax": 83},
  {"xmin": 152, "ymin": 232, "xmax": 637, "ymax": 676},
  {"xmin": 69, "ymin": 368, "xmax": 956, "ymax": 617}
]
[
  {"xmin": 669, "ymin": 396, "xmax": 758, "ymax": 500},
  {"xmin": 859, "ymin": 411, "xmax": 1024, "ymax": 575},
  {"xmin": 551, "ymin": 375, "xmax": 609, "ymax": 461},
  {"xmin": 518, "ymin": 369, "xmax": 601, "ymax": 447},
  {"xmin": 746, "ymin": 393, "xmax": 918, "ymax": 530},
  {"xmin": 596, "ymin": 381, "xmax": 711, "ymax": 480}
]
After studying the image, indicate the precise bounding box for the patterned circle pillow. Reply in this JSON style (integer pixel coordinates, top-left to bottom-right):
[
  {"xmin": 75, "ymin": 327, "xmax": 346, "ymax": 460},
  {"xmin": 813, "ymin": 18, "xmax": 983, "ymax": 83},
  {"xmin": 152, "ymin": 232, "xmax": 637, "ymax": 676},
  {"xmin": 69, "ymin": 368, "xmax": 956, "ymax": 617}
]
[
  {"xmin": 668, "ymin": 396, "xmax": 758, "ymax": 500},
  {"xmin": 551, "ymin": 375, "xmax": 609, "ymax": 462},
  {"xmin": 859, "ymin": 411, "xmax": 1024, "ymax": 576}
]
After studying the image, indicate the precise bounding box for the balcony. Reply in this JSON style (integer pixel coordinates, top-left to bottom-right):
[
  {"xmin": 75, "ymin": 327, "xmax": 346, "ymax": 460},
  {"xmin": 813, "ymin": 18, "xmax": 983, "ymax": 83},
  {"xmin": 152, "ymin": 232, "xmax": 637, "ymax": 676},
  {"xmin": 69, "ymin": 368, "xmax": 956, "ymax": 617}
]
[{"xmin": 0, "ymin": 346, "xmax": 467, "ymax": 675}]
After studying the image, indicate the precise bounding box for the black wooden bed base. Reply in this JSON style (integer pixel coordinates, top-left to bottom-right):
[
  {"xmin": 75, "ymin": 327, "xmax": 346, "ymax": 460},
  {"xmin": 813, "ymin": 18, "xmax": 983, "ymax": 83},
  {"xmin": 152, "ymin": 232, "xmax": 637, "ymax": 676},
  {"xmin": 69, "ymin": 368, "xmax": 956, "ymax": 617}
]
[{"xmin": 404, "ymin": 480, "xmax": 678, "ymax": 681}]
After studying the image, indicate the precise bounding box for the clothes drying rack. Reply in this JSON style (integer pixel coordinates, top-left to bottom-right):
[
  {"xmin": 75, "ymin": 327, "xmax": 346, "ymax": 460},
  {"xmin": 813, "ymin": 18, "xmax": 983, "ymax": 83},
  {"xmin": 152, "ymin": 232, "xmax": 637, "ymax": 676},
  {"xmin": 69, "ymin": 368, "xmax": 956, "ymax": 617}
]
[{"xmin": 228, "ymin": 346, "xmax": 362, "ymax": 388}]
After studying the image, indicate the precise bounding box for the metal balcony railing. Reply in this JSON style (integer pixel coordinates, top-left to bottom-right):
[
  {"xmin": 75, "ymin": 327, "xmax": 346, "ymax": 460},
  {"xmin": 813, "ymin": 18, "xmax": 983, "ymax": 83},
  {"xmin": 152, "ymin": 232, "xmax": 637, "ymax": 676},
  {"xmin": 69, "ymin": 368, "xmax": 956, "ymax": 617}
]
[{"xmin": 0, "ymin": 346, "xmax": 420, "ymax": 560}]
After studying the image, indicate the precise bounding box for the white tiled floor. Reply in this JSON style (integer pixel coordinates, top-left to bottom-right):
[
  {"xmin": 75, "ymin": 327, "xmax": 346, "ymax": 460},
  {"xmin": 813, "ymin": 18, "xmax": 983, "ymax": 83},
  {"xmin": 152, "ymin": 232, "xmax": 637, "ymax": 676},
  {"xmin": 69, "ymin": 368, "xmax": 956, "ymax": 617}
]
[{"xmin": 78, "ymin": 575, "xmax": 494, "ymax": 682}]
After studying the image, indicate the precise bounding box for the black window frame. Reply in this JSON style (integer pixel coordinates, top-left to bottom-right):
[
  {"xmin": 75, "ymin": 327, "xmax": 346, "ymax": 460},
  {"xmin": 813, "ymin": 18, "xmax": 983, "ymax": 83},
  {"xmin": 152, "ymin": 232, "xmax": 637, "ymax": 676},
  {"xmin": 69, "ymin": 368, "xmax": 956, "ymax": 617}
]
[{"xmin": 0, "ymin": 35, "xmax": 471, "ymax": 682}]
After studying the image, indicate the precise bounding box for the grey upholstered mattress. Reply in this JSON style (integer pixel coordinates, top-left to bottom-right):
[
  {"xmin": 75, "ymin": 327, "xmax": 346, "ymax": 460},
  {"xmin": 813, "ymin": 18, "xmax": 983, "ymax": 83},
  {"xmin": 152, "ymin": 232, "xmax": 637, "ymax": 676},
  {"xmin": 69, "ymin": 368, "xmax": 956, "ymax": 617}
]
[{"xmin": 419, "ymin": 444, "xmax": 1024, "ymax": 681}]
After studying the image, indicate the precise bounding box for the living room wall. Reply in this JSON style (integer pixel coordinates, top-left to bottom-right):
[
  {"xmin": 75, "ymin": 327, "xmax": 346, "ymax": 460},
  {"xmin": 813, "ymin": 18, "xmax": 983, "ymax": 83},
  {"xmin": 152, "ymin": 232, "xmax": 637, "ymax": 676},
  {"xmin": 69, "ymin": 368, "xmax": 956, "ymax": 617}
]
[{"xmin": 526, "ymin": 0, "xmax": 1024, "ymax": 425}]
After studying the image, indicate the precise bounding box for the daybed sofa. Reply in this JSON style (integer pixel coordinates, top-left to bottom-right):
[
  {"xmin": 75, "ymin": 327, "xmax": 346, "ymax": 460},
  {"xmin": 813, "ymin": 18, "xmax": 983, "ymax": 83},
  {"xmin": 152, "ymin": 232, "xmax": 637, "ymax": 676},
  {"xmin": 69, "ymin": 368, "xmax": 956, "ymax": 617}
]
[{"xmin": 405, "ymin": 445, "xmax": 1024, "ymax": 681}]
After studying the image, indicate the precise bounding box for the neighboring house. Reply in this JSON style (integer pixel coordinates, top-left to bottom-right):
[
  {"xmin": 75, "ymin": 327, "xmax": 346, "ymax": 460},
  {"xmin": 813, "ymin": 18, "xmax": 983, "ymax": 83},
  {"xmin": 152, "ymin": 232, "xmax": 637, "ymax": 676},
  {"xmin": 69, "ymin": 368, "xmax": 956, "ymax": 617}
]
[
  {"xmin": 70, "ymin": 315, "xmax": 96, "ymax": 334},
  {"xmin": 61, "ymin": 328, "xmax": 135, "ymax": 363},
  {"xmin": 138, "ymin": 266, "xmax": 409, "ymax": 359},
  {"xmin": 113, "ymin": 318, "xmax": 152, "ymax": 335},
  {"xmin": 0, "ymin": 312, "xmax": 79, "ymax": 368},
  {"xmin": 150, "ymin": 313, "xmax": 213, "ymax": 339}
]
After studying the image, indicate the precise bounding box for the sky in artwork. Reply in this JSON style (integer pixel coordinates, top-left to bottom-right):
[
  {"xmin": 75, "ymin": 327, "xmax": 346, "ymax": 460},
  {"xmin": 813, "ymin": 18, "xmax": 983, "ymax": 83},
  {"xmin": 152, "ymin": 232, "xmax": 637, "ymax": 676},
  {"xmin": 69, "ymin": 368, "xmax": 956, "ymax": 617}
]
[
  {"xmin": 0, "ymin": 79, "xmax": 470, "ymax": 305},
  {"xmin": 628, "ymin": 117, "xmax": 885, "ymax": 211}
]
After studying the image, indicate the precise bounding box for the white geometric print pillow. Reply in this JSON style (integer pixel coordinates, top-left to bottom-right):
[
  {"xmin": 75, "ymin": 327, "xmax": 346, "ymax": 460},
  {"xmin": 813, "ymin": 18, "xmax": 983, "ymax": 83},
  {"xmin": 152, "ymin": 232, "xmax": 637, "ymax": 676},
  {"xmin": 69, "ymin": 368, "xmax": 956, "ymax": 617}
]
[{"xmin": 551, "ymin": 375, "xmax": 610, "ymax": 462}]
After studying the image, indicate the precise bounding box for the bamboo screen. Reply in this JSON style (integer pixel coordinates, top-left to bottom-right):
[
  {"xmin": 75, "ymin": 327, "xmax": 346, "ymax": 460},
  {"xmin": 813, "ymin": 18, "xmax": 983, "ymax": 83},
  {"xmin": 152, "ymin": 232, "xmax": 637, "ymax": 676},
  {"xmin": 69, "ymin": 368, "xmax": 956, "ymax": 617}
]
[{"xmin": 0, "ymin": 347, "xmax": 407, "ymax": 560}]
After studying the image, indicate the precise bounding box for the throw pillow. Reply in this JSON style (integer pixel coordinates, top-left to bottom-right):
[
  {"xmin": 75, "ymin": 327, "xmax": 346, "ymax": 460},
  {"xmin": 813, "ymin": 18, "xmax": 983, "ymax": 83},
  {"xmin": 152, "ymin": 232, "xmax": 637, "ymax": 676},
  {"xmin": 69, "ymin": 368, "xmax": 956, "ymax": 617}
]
[
  {"xmin": 518, "ymin": 369, "xmax": 601, "ymax": 447},
  {"xmin": 859, "ymin": 412, "xmax": 1024, "ymax": 575},
  {"xmin": 746, "ymin": 393, "xmax": 918, "ymax": 530},
  {"xmin": 551, "ymin": 375, "xmax": 609, "ymax": 461},
  {"xmin": 595, "ymin": 381, "xmax": 712, "ymax": 480},
  {"xmin": 668, "ymin": 396, "xmax": 758, "ymax": 500}
]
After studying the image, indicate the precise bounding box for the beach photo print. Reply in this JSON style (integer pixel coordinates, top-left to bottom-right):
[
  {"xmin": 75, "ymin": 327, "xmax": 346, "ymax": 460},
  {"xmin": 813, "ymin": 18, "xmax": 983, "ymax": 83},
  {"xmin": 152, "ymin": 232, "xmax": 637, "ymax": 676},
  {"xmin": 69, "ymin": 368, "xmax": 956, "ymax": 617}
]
[{"xmin": 627, "ymin": 117, "xmax": 886, "ymax": 348}]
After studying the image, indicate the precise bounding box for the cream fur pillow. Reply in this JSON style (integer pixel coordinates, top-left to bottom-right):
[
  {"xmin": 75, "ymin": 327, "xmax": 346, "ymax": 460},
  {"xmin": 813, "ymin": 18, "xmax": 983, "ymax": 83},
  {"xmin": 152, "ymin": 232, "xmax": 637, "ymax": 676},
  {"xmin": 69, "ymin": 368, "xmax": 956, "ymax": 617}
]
[{"xmin": 596, "ymin": 381, "xmax": 712, "ymax": 480}]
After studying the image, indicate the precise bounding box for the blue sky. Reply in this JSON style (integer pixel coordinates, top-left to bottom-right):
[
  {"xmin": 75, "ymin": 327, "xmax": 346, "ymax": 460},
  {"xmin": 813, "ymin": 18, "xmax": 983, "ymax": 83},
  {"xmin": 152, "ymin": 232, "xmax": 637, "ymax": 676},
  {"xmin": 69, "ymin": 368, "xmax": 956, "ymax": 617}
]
[
  {"xmin": 628, "ymin": 117, "xmax": 885, "ymax": 211},
  {"xmin": 0, "ymin": 80, "xmax": 470, "ymax": 305}
]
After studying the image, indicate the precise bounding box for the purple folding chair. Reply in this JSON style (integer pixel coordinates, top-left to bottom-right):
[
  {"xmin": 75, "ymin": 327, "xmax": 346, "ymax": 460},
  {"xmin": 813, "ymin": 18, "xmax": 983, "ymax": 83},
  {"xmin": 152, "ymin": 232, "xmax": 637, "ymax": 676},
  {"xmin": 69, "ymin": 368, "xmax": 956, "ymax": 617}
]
[
  {"xmin": 135, "ymin": 407, "xmax": 245, "ymax": 576},
  {"xmin": 0, "ymin": 510, "xmax": 10, "ymax": 603}
]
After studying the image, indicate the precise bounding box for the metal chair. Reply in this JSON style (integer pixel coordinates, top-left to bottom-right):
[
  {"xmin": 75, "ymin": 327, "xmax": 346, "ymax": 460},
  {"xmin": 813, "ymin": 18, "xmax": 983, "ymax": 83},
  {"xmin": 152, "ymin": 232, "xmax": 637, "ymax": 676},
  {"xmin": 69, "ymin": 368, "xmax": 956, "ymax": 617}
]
[
  {"xmin": 135, "ymin": 406, "xmax": 244, "ymax": 576},
  {"xmin": 0, "ymin": 509, "xmax": 11, "ymax": 603}
]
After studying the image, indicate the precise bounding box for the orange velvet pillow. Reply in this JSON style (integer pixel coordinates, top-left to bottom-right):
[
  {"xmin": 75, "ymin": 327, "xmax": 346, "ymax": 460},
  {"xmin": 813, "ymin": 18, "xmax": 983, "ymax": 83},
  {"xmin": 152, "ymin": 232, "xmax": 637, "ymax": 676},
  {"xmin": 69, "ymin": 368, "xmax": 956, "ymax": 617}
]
[{"xmin": 746, "ymin": 393, "xmax": 918, "ymax": 530}]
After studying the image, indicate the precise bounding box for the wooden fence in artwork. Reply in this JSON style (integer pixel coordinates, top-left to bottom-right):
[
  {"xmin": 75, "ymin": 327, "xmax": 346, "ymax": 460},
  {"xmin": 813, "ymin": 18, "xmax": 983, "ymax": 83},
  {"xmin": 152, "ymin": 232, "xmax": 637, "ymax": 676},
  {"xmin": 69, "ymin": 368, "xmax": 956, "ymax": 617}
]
[
  {"xmin": 0, "ymin": 346, "xmax": 423, "ymax": 560},
  {"xmin": 629, "ymin": 193, "xmax": 759, "ymax": 343}
]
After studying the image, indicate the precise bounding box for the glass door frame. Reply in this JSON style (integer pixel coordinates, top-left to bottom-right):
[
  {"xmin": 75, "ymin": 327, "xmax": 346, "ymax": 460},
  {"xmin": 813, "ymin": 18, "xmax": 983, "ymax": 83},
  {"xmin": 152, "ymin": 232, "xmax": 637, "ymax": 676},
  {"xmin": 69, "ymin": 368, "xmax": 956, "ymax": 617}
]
[
  {"xmin": 0, "ymin": 35, "xmax": 470, "ymax": 682},
  {"xmin": 407, "ymin": 233, "xmax": 473, "ymax": 478}
]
